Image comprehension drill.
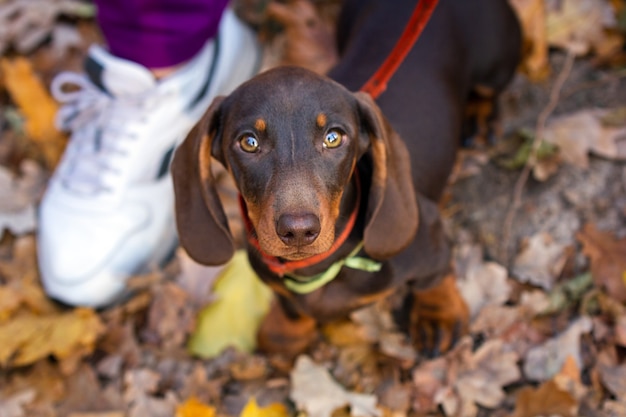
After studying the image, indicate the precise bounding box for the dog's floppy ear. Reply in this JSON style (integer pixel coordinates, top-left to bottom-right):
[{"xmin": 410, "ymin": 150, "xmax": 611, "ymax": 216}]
[
  {"xmin": 171, "ymin": 96, "xmax": 234, "ymax": 265},
  {"xmin": 354, "ymin": 91, "xmax": 419, "ymax": 260}
]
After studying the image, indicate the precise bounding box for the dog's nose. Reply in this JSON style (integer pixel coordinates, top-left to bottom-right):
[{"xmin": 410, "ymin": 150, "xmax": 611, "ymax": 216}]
[{"xmin": 276, "ymin": 213, "xmax": 321, "ymax": 247}]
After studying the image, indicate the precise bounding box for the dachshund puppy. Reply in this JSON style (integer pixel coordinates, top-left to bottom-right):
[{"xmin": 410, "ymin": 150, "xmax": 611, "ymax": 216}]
[{"xmin": 172, "ymin": 0, "xmax": 521, "ymax": 356}]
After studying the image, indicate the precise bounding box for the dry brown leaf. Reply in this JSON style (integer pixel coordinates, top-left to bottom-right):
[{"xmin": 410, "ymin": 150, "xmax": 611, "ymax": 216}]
[
  {"xmin": 144, "ymin": 282, "xmax": 195, "ymax": 351},
  {"xmin": 290, "ymin": 355, "xmax": 381, "ymax": 417},
  {"xmin": 603, "ymin": 400, "xmax": 626, "ymax": 416},
  {"xmin": 412, "ymin": 357, "xmax": 448, "ymax": 414},
  {"xmin": 577, "ymin": 223, "xmax": 626, "ymax": 303},
  {"xmin": 124, "ymin": 369, "xmax": 177, "ymax": 417},
  {"xmin": 0, "ymin": 161, "xmax": 45, "ymax": 237},
  {"xmin": 0, "ymin": 235, "xmax": 58, "ymax": 317},
  {"xmin": 598, "ymin": 363, "xmax": 626, "ymax": 400},
  {"xmin": 523, "ymin": 316, "xmax": 592, "ymax": 381},
  {"xmin": 509, "ymin": 0, "xmax": 550, "ymax": 80},
  {"xmin": 545, "ymin": 0, "xmax": 621, "ymax": 56},
  {"xmin": 0, "ymin": 307, "xmax": 103, "ymax": 368},
  {"xmin": 512, "ymin": 355, "xmax": 581, "ymax": 417},
  {"xmin": 412, "ymin": 337, "xmax": 520, "ymax": 417},
  {"xmin": 454, "ymin": 243, "xmax": 511, "ymax": 317},
  {"xmin": 542, "ymin": 108, "xmax": 626, "ymax": 171},
  {"xmin": 0, "ymin": 0, "xmax": 93, "ymax": 54},
  {"xmin": 349, "ymin": 302, "xmax": 416, "ymax": 363},
  {"xmin": 56, "ymin": 364, "xmax": 123, "ymax": 415},
  {"xmin": 512, "ymin": 232, "xmax": 568, "ymax": 290},
  {"xmin": 451, "ymin": 339, "xmax": 521, "ymax": 415},
  {"xmin": 1, "ymin": 56, "xmax": 66, "ymax": 167},
  {"xmin": 0, "ymin": 389, "xmax": 36, "ymax": 417},
  {"xmin": 511, "ymin": 379, "xmax": 578, "ymax": 417},
  {"xmin": 614, "ymin": 314, "xmax": 626, "ymax": 347}
]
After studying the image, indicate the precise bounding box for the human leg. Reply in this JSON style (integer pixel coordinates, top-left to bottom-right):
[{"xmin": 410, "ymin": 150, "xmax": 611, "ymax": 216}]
[{"xmin": 38, "ymin": 0, "xmax": 261, "ymax": 307}]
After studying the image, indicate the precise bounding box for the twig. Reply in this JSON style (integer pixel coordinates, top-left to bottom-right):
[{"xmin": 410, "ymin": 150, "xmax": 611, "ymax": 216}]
[{"xmin": 500, "ymin": 51, "xmax": 576, "ymax": 264}]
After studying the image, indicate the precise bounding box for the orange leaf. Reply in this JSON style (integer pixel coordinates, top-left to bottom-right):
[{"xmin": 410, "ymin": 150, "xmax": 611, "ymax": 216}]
[
  {"xmin": 1, "ymin": 57, "xmax": 66, "ymax": 167},
  {"xmin": 176, "ymin": 397, "xmax": 216, "ymax": 417},
  {"xmin": 576, "ymin": 223, "xmax": 626, "ymax": 303}
]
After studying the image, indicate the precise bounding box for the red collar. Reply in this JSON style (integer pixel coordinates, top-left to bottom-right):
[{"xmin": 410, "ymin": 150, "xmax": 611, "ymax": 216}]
[{"xmin": 240, "ymin": 173, "xmax": 361, "ymax": 277}]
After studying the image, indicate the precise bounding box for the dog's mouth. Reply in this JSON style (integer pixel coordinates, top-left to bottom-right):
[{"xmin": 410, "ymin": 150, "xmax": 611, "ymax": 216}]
[{"xmin": 255, "ymin": 232, "xmax": 335, "ymax": 260}]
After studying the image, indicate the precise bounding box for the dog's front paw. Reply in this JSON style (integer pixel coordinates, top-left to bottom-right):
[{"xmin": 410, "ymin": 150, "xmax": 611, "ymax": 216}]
[
  {"xmin": 410, "ymin": 273, "xmax": 469, "ymax": 357},
  {"xmin": 257, "ymin": 300, "xmax": 318, "ymax": 358}
]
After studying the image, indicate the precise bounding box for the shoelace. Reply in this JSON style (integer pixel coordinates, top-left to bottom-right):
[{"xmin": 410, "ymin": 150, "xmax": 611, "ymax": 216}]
[{"xmin": 51, "ymin": 72, "xmax": 151, "ymax": 196}]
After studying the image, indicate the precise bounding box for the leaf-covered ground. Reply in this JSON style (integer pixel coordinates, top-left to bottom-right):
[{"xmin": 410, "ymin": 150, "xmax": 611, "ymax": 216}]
[{"xmin": 1, "ymin": 0, "xmax": 626, "ymax": 416}]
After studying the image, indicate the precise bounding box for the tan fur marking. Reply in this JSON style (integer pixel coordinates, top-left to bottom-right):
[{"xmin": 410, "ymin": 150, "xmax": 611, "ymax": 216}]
[
  {"xmin": 255, "ymin": 118, "xmax": 266, "ymax": 132},
  {"xmin": 316, "ymin": 113, "xmax": 327, "ymax": 128}
]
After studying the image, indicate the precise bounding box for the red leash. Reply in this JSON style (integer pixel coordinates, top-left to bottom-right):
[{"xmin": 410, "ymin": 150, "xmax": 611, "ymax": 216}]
[{"xmin": 360, "ymin": 0, "xmax": 439, "ymax": 99}]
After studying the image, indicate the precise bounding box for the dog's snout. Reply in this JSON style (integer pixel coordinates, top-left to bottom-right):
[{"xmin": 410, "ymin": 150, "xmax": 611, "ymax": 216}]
[{"xmin": 276, "ymin": 213, "xmax": 321, "ymax": 247}]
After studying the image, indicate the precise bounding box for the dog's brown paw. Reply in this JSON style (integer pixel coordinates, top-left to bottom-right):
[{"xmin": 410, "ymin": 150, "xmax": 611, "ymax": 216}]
[
  {"xmin": 410, "ymin": 273, "xmax": 469, "ymax": 357},
  {"xmin": 257, "ymin": 300, "xmax": 318, "ymax": 358}
]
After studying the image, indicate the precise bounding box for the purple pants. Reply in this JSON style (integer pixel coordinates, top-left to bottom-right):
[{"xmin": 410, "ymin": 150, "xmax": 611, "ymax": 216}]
[{"xmin": 95, "ymin": 0, "xmax": 230, "ymax": 69}]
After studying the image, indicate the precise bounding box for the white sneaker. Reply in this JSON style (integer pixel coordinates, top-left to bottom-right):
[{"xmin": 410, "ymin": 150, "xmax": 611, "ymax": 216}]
[{"xmin": 38, "ymin": 9, "xmax": 260, "ymax": 307}]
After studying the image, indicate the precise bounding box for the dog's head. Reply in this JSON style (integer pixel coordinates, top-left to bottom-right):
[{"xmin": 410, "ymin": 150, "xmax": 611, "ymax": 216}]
[{"xmin": 172, "ymin": 66, "xmax": 418, "ymax": 265}]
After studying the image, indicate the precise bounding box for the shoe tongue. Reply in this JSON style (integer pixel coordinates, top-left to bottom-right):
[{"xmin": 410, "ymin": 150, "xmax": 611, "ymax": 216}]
[{"xmin": 85, "ymin": 45, "xmax": 157, "ymax": 96}]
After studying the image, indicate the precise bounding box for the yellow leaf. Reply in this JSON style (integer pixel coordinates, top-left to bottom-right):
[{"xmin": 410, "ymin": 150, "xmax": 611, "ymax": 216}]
[
  {"xmin": 239, "ymin": 397, "xmax": 289, "ymax": 417},
  {"xmin": 509, "ymin": 0, "xmax": 551, "ymax": 81},
  {"xmin": 0, "ymin": 286, "xmax": 22, "ymax": 321},
  {"xmin": 188, "ymin": 250, "xmax": 273, "ymax": 358},
  {"xmin": 1, "ymin": 57, "xmax": 67, "ymax": 167},
  {"xmin": 176, "ymin": 397, "xmax": 216, "ymax": 417},
  {"xmin": 0, "ymin": 308, "xmax": 104, "ymax": 367}
]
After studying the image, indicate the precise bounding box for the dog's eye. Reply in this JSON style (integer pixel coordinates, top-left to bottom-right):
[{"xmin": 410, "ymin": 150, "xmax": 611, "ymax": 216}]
[
  {"xmin": 323, "ymin": 129, "xmax": 344, "ymax": 149},
  {"xmin": 239, "ymin": 135, "xmax": 260, "ymax": 153}
]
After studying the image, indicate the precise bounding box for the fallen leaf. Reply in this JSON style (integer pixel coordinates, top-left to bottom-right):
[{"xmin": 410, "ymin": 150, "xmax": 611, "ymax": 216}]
[
  {"xmin": 56, "ymin": 364, "xmax": 123, "ymax": 415},
  {"xmin": 412, "ymin": 337, "xmax": 521, "ymax": 417},
  {"xmin": 577, "ymin": 223, "xmax": 626, "ymax": 303},
  {"xmin": 523, "ymin": 316, "xmax": 593, "ymax": 381},
  {"xmin": 603, "ymin": 400, "xmax": 626, "ymax": 416},
  {"xmin": 452, "ymin": 339, "xmax": 521, "ymax": 412},
  {"xmin": 598, "ymin": 363, "xmax": 626, "ymax": 399},
  {"xmin": 239, "ymin": 397, "xmax": 289, "ymax": 417},
  {"xmin": 542, "ymin": 108, "xmax": 626, "ymax": 170},
  {"xmin": 0, "ymin": 389, "xmax": 36, "ymax": 417},
  {"xmin": 0, "ymin": 307, "xmax": 104, "ymax": 367},
  {"xmin": 188, "ymin": 250, "xmax": 273, "ymax": 358},
  {"xmin": 0, "ymin": 0, "xmax": 94, "ymax": 54},
  {"xmin": 349, "ymin": 302, "xmax": 416, "ymax": 363},
  {"xmin": 144, "ymin": 282, "xmax": 195, "ymax": 351},
  {"xmin": 1, "ymin": 57, "xmax": 66, "ymax": 167},
  {"xmin": 454, "ymin": 243, "xmax": 511, "ymax": 317},
  {"xmin": 412, "ymin": 357, "xmax": 448, "ymax": 414},
  {"xmin": 176, "ymin": 397, "xmax": 216, "ymax": 417},
  {"xmin": 124, "ymin": 369, "xmax": 178, "ymax": 417},
  {"xmin": 0, "ymin": 161, "xmax": 44, "ymax": 237},
  {"xmin": 509, "ymin": 0, "xmax": 550, "ymax": 80},
  {"xmin": 545, "ymin": 0, "xmax": 621, "ymax": 56},
  {"xmin": 512, "ymin": 232, "xmax": 568, "ymax": 290},
  {"xmin": 290, "ymin": 355, "xmax": 381, "ymax": 417},
  {"xmin": 511, "ymin": 380, "xmax": 578, "ymax": 417},
  {"xmin": 538, "ymin": 272, "xmax": 593, "ymax": 315}
]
